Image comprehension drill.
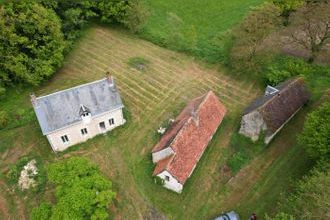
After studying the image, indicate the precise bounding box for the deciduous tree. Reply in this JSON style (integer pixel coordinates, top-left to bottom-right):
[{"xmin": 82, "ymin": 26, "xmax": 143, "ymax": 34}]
[
  {"xmin": 229, "ymin": 2, "xmax": 282, "ymax": 71},
  {"xmin": 288, "ymin": 1, "xmax": 330, "ymax": 62},
  {"xmin": 0, "ymin": 0, "xmax": 65, "ymax": 86},
  {"xmin": 31, "ymin": 157, "xmax": 116, "ymax": 220}
]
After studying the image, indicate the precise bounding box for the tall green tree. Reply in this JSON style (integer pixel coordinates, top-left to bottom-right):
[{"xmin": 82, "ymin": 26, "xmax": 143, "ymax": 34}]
[
  {"xmin": 298, "ymin": 102, "xmax": 330, "ymax": 160},
  {"xmin": 39, "ymin": 0, "xmax": 146, "ymax": 40},
  {"xmin": 31, "ymin": 157, "xmax": 116, "ymax": 220},
  {"xmin": 0, "ymin": 0, "xmax": 65, "ymax": 86}
]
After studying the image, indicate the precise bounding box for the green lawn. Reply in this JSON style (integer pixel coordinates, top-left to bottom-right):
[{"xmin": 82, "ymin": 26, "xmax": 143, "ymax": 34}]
[{"xmin": 141, "ymin": 0, "xmax": 265, "ymax": 62}]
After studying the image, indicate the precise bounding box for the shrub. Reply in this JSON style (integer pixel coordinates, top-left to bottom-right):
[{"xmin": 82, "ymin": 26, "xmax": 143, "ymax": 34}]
[
  {"xmin": 265, "ymin": 67, "xmax": 294, "ymax": 85},
  {"xmin": 154, "ymin": 176, "xmax": 165, "ymax": 186},
  {"xmin": 264, "ymin": 56, "xmax": 329, "ymax": 85},
  {"xmin": 128, "ymin": 57, "xmax": 150, "ymax": 71},
  {"xmin": 7, "ymin": 157, "xmax": 30, "ymax": 185},
  {"xmin": 0, "ymin": 110, "xmax": 9, "ymax": 129}
]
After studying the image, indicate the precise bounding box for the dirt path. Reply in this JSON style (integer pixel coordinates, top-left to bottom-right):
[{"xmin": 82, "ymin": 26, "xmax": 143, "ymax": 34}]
[{"xmin": 0, "ymin": 193, "xmax": 9, "ymax": 220}]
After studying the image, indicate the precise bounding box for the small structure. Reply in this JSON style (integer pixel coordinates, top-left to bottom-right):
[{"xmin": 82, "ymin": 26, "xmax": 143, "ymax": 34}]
[
  {"xmin": 239, "ymin": 77, "xmax": 310, "ymax": 144},
  {"xmin": 152, "ymin": 91, "xmax": 226, "ymax": 193},
  {"xmin": 31, "ymin": 76, "xmax": 125, "ymax": 152}
]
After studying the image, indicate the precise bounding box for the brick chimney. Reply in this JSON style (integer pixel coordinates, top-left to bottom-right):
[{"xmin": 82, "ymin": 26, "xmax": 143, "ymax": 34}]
[{"xmin": 106, "ymin": 71, "xmax": 114, "ymax": 87}]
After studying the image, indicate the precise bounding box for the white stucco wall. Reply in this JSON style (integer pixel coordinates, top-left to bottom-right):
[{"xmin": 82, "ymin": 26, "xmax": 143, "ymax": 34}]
[
  {"xmin": 239, "ymin": 111, "xmax": 267, "ymax": 142},
  {"xmin": 152, "ymin": 147, "xmax": 174, "ymax": 163},
  {"xmin": 157, "ymin": 170, "xmax": 183, "ymax": 193},
  {"xmin": 46, "ymin": 108, "xmax": 125, "ymax": 151}
]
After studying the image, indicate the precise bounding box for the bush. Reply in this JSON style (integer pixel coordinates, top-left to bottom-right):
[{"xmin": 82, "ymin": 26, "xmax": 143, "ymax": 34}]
[
  {"xmin": 154, "ymin": 176, "xmax": 165, "ymax": 186},
  {"xmin": 0, "ymin": 111, "xmax": 9, "ymax": 129},
  {"xmin": 265, "ymin": 67, "xmax": 294, "ymax": 85},
  {"xmin": 7, "ymin": 157, "xmax": 30, "ymax": 185},
  {"xmin": 128, "ymin": 57, "xmax": 150, "ymax": 71},
  {"xmin": 264, "ymin": 56, "xmax": 330, "ymax": 85}
]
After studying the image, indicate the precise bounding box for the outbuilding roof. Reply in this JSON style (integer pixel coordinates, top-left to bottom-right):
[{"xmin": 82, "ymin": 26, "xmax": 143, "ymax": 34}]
[
  {"xmin": 243, "ymin": 77, "xmax": 310, "ymax": 133},
  {"xmin": 31, "ymin": 77, "xmax": 124, "ymax": 135},
  {"xmin": 152, "ymin": 91, "xmax": 227, "ymax": 184}
]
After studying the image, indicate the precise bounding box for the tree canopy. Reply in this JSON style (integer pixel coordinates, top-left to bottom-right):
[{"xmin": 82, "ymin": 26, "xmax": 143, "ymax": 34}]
[
  {"xmin": 298, "ymin": 102, "xmax": 330, "ymax": 160},
  {"xmin": 0, "ymin": 0, "xmax": 65, "ymax": 86},
  {"xmin": 31, "ymin": 157, "xmax": 116, "ymax": 220},
  {"xmin": 0, "ymin": 0, "xmax": 145, "ymax": 96},
  {"xmin": 287, "ymin": 0, "xmax": 330, "ymax": 62},
  {"xmin": 229, "ymin": 2, "xmax": 282, "ymax": 71}
]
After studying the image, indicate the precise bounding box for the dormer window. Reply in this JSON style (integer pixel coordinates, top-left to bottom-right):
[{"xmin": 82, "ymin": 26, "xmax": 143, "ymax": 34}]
[
  {"xmin": 79, "ymin": 105, "xmax": 91, "ymax": 123},
  {"xmin": 82, "ymin": 112, "xmax": 90, "ymax": 117}
]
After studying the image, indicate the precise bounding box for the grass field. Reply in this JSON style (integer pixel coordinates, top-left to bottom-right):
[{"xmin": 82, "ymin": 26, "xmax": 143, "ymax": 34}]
[
  {"xmin": 0, "ymin": 26, "xmax": 313, "ymax": 219},
  {"xmin": 141, "ymin": 0, "xmax": 265, "ymax": 61}
]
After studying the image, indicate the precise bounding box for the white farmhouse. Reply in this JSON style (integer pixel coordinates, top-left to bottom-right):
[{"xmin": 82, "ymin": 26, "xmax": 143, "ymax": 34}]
[{"xmin": 31, "ymin": 76, "xmax": 125, "ymax": 152}]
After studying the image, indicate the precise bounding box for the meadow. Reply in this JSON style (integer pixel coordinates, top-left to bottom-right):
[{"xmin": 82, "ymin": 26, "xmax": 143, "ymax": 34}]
[
  {"xmin": 140, "ymin": 0, "xmax": 265, "ymax": 62},
  {"xmin": 0, "ymin": 26, "xmax": 314, "ymax": 219}
]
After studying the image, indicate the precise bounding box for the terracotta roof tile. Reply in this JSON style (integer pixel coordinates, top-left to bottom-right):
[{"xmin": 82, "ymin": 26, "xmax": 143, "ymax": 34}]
[{"xmin": 152, "ymin": 91, "xmax": 226, "ymax": 184}]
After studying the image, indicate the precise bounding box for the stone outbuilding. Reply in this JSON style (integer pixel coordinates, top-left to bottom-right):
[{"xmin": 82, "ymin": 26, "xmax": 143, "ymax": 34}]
[
  {"xmin": 152, "ymin": 91, "xmax": 227, "ymax": 193},
  {"xmin": 239, "ymin": 77, "xmax": 310, "ymax": 144},
  {"xmin": 31, "ymin": 76, "xmax": 126, "ymax": 152}
]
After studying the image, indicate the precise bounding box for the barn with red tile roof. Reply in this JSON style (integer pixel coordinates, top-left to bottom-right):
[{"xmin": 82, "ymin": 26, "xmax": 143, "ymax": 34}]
[{"xmin": 152, "ymin": 91, "xmax": 226, "ymax": 193}]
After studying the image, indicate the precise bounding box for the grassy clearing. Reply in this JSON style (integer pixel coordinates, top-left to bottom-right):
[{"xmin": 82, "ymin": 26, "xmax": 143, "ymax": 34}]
[
  {"xmin": 0, "ymin": 26, "xmax": 314, "ymax": 219},
  {"xmin": 141, "ymin": 0, "xmax": 265, "ymax": 62}
]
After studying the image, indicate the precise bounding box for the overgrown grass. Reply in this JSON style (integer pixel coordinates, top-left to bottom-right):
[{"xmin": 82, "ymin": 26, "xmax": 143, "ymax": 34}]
[
  {"xmin": 227, "ymin": 133, "xmax": 266, "ymax": 174},
  {"xmin": 141, "ymin": 0, "xmax": 266, "ymax": 62}
]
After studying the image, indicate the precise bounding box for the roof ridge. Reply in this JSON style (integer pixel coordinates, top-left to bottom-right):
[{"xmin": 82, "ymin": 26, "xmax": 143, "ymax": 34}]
[
  {"xmin": 166, "ymin": 91, "xmax": 211, "ymax": 153},
  {"xmin": 258, "ymin": 78, "xmax": 301, "ymax": 111},
  {"xmin": 36, "ymin": 78, "xmax": 108, "ymax": 100}
]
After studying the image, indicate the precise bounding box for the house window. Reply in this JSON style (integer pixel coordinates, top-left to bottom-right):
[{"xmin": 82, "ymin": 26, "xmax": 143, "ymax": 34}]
[
  {"xmin": 99, "ymin": 121, "xmax": 106, "ymax": 131},
  {"xmin": 109, "ymin": 118, "xmax": 115, "ymax": 126},
  {"xmin": 165, "ymin": 175, "xmax": 170, "ymax": 181},
  {"xmin": 81, "ymin": 128, "xmax": 88, "ymax": 135},
  {"xmin": 61, "ymin": 135, "xmax": 69, "ymax": 143}
]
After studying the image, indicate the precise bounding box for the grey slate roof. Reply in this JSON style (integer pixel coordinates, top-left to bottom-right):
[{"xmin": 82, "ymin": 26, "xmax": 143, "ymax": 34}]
[
  {"xmin": 32, "ymin": 77, "xmax": 124, "ymax": 135},
  {"xmin": 243, "ymin": 77, "xmax": 310, "ymax": 133}
]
